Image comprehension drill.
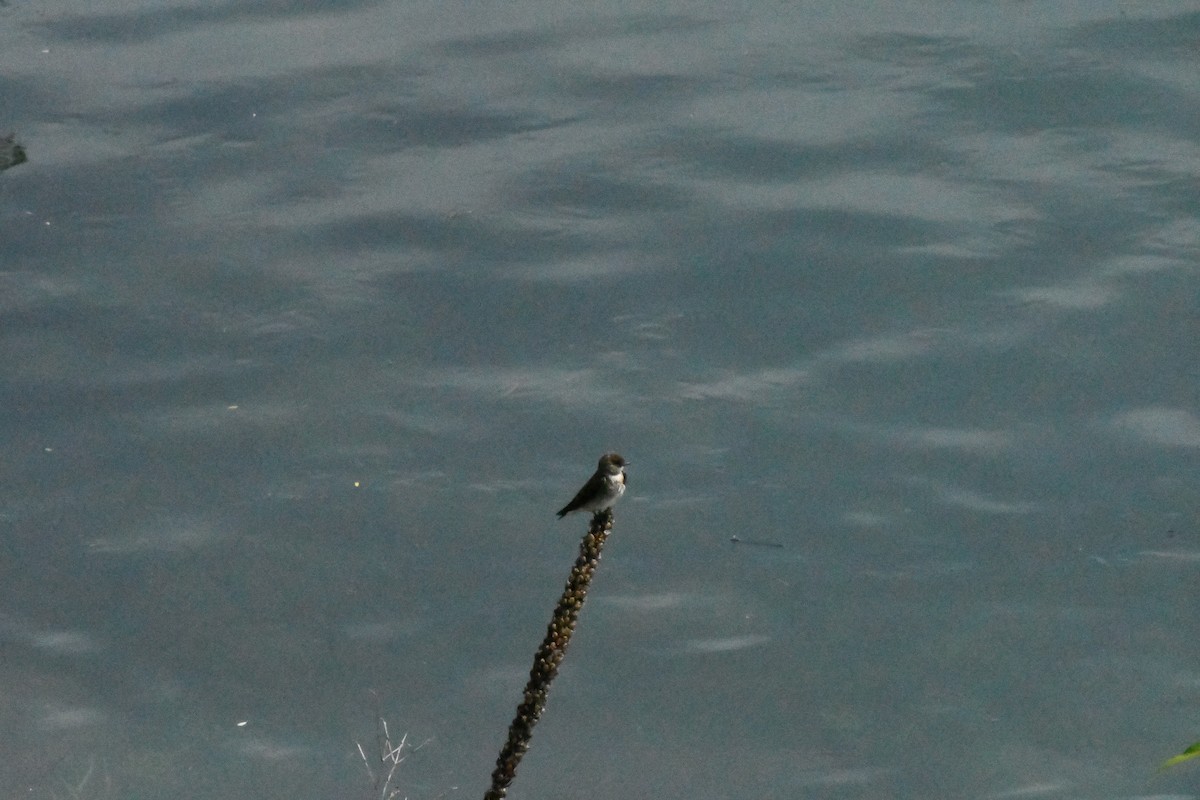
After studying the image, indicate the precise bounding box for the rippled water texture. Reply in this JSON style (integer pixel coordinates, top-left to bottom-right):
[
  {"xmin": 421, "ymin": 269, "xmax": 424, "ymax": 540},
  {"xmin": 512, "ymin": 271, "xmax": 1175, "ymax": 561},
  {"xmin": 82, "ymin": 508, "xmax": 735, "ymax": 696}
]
[{"xmin": 2, "ymin": 3, "xmax": 1199, "ymax": 798}]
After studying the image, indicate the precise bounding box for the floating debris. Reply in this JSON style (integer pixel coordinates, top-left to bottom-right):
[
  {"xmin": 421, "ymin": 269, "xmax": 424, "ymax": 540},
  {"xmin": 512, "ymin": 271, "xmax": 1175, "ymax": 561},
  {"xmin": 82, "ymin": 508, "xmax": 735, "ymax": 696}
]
[{"xmin": 1, "ymin": 133, "xmax": 27, "ymax": 172}]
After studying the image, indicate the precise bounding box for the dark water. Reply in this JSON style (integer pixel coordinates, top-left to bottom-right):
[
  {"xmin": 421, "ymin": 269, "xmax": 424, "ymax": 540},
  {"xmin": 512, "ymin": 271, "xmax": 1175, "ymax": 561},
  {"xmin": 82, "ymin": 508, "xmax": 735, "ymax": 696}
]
[{"xmin": 2, "ymin": 3, "xmax": 1199, "ymax": 798}]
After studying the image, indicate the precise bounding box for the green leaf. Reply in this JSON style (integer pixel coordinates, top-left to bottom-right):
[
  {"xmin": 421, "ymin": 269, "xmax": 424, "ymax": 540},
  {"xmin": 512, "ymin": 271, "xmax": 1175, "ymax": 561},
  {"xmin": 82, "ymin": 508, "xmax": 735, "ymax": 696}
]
[{"xmin": 1161, "ymin": 741, "xmax": 1200, "ymax": 770}]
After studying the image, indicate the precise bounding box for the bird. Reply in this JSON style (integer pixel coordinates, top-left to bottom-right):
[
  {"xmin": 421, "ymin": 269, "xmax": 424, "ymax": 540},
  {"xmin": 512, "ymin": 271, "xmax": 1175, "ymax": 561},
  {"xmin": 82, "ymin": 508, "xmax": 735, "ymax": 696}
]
[{"xmin": 556, "ymin": 453, "xmax": 628, "ymax": 518}]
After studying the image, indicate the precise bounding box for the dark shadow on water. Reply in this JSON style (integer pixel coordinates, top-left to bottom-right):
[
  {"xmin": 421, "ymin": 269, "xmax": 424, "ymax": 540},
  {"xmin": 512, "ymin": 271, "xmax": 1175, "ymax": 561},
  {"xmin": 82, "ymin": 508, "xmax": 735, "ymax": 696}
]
[
  {"xmin": 656, "ymin": 129, "xmax": 953, "ymax": 183},
  {"xmin": 435, "ymin": 13, "xmax": 716, "ymax": 58},
  {"xmin": 332, "ymin": 104, "xmax": 581, "ymax": 151},
  {"xmin": 1067, "ymin": 9, "xmax": 1200, "ymax": 53},
  {"xmin": 511, "ymin": 165, "xmax": 693, "ymax": 216},
  {"xmin": 33, "ymin": 0, "xmax": 391, "ymax": 44}
]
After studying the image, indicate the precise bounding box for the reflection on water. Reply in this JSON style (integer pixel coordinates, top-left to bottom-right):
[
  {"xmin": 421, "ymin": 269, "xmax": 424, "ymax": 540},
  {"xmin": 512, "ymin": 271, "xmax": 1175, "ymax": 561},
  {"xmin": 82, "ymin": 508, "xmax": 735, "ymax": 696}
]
[{"xmin": 2, "ymin": 2, "xmax": 1199, "ymax": 798}]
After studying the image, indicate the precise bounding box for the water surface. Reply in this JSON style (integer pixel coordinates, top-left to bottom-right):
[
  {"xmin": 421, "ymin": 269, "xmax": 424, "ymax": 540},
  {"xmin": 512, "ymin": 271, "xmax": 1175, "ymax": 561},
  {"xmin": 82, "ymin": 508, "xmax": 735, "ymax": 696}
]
[{"xmin": 2, "ymin": 2, "xmax": 1199, "ymax": 798}]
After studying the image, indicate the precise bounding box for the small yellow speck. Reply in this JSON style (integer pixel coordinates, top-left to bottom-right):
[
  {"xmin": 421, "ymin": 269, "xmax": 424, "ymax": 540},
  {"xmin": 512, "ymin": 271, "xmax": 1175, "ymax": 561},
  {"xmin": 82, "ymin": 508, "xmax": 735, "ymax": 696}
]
[{"xmin": 353, "ymin": 481, "xmax": 361, "ymax": 488}]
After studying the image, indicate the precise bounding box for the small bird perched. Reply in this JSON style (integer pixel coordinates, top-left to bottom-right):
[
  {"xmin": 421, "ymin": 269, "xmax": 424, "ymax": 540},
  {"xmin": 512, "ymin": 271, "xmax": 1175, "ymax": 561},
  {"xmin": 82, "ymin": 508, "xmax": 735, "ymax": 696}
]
[{"xmin": 556, "ymin": 453, "xmax": 628, "ymax": 518}]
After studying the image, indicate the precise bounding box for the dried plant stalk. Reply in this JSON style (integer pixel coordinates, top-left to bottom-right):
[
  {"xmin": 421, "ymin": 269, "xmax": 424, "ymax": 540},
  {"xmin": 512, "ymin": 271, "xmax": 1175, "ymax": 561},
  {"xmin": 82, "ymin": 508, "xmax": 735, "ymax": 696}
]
[{"xmin": 483, "ymin": 509, "xmax": 615, "ymax": 800}]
